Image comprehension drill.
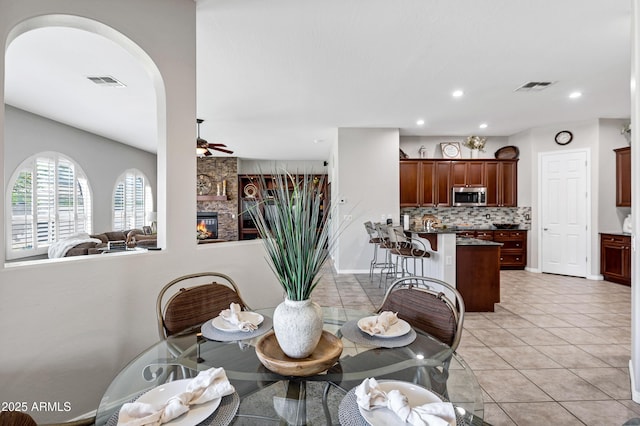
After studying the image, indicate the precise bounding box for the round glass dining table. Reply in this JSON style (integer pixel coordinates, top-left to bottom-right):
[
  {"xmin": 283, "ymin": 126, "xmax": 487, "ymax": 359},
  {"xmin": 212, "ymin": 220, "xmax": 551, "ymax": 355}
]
[{"xmin": 95, "ymin": 307, "xmax": 485, "ymax": 425}]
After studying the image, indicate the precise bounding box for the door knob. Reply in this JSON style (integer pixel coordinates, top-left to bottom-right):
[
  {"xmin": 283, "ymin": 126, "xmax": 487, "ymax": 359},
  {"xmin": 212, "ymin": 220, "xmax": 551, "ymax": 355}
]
[{"xmin": 543, "ymin": 228, "xmax": 548, "ymax": 231}]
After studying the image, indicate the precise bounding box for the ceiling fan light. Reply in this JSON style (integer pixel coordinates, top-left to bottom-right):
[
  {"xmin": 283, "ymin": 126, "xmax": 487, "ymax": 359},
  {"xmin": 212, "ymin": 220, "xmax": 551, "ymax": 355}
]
[{"xmin": 196, "ymin": 147, "xmax": 208, "ymax": 155}]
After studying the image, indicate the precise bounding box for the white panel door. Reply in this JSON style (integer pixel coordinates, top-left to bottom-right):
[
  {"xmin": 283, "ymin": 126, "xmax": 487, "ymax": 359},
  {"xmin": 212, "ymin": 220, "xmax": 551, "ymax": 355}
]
[{"xmin": 541, "ymin": 151, "xmax": 588, "ymax": 277}]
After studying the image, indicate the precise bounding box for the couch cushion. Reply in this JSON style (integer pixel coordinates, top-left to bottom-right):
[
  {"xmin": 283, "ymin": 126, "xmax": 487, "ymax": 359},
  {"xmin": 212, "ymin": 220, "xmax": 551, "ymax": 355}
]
[{"xmin": 104, "ymin": 231, "xmax": 127, "ymax": 241}]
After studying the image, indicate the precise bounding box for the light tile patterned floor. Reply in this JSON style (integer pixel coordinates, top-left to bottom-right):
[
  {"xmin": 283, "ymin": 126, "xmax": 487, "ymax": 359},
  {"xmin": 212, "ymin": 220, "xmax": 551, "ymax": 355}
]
[{"xmin": 313, "ymin": 266, "xmax": 640, "ymax": 425}]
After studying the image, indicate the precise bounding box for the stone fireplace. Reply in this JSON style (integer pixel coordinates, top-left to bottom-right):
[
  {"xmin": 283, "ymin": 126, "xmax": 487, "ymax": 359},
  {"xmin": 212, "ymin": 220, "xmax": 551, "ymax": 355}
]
[{"xmin": 197, "ymin": 212, "xmax": 218, "ymax": 240}]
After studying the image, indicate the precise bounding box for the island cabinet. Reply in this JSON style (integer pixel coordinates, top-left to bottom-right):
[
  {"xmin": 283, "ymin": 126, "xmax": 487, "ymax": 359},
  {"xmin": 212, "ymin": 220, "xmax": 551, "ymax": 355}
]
[
  {"xmin": 600, "ymin": 233, "xmax": 631, "ymax": 286},
  {"xmin": 456, "ymin": 243, "xmax": 501, "ymax": 312},
  {"xmin": 615, "ymin": 147, "xmax": 631, "ymax": 207},
  {"xmin": 400, "ymin": 160, "xmax": 450, "ymax": 207},
  {"xmin": 485, "ymin": 160, "xmax": 517, "ymax": 207},
  {"xmin": 451, "ymin": 161, "xmax": 485, "ymax": 187}
]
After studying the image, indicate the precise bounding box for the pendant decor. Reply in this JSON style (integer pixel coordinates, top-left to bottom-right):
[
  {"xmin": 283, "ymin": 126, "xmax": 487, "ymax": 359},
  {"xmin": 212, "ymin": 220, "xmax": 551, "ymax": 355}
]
[{"xmin": 273, "ymin": 298, "xmax": 323, "ymax": 358}]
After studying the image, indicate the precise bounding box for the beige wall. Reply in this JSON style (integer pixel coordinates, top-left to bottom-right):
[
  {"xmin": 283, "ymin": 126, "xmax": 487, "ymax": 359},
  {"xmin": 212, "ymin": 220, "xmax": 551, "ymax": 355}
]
[{"xmin": 0, "ymin": 2, "xmax": 282, "ymax": 422}]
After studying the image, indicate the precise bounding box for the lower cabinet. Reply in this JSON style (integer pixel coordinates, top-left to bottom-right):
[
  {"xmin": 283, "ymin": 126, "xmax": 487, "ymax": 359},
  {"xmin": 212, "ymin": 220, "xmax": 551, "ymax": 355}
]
[
  {"xmin": 456, "ymin": 244, "xmax": 501, "ymax": 312},
  {"xmin": 493, "ymin": 230, "xmax": 527, "ymax": 269},
  {"xmin": 456, "ymin": 229, "xmax": 527, "ymax": 269},
  {"xmin": 600, "ymin": 233, "xmax": 631, "ymax": 286}
]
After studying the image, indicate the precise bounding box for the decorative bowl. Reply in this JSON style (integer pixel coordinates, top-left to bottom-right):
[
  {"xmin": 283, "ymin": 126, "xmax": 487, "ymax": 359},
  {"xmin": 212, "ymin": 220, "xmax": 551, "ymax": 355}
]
[{"xmin": 255, "ymin": 330, "xmax": 343, "ymax": 376}]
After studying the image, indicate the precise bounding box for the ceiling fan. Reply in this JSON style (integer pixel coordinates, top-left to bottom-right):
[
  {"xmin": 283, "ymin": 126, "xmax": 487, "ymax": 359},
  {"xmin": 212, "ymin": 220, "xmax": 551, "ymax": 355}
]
[{"xmin": 196, "ymin": 118, "xmax": 234, "ymax": 155}]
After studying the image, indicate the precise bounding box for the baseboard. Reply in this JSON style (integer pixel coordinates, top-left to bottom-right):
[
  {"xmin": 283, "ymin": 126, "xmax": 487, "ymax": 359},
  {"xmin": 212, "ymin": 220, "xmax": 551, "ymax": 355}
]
[
  {"xmin": 525, "ymin": 266, "xmax": 540, "ymax": 273},
  {"xmin": 586, "ymin": 273, "xmax": 603, "ymax": 281},
  {"xmin": 335, "ymin": 268, "xmax": 369, "ymax": 274},
  {"xmin": 630, "ymin": 360, "xmax": 640, "ymax": 403}
]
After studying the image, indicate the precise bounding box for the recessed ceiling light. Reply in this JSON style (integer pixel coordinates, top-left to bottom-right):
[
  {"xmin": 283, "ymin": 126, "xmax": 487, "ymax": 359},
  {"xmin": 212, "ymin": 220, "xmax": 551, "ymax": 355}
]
[
  {"xmin": 452, "ymin": 90, "xmax": 464, "ymax": 98},
  {"xmin": 416, "ymin": 119, "xmax": 425, "ymax": 126},
  {"xmin": 569, "ymin": 91, "xmax": 582, "ymax": 99},
  {"xmin": 479, "ymin": 123, "xmax": 488, "ymax": 129},
  {"xmin": 313, "ymin": 139, "xmax": 324, "ymax": 144}
]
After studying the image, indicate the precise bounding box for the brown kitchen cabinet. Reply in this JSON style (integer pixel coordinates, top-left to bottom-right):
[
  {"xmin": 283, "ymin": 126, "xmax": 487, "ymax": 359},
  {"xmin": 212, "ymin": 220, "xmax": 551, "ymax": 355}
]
[
  {"xmin": 600, "ymin": 233, "xmax": 631, "ymax": 286},
  {"xmin": 485, "ymin": 160, "xmax": 518, "ymax": 207},
  {"xmin": 400, "ymin": 160, "xmax": 450, "ymax": 207},
  {"xmin": 493, "ymin": 230, "xmax": 527, "ymax": 269},
  {"xmin": 456, "ymin": 244, "xmax": 501, "ymax": 312},
  {"xmin": 451, "ymin": 161, "xmax": 485, "ymax": 187},
  {"xmin": 400, "ymin": 158, "xmax": 517, "ymax": 207},
  {"xmin": 615, "ymin": 147, "xmax": 631, "ymax": 207},
  {"xmin": 456, "ymin": 229, "xmax": 526, "ymax": 269}
]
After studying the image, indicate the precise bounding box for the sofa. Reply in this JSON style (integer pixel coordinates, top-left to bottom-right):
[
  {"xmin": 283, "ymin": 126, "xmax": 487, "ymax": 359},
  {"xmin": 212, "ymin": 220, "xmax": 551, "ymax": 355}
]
[{"xmin": 56, "ymin": 229, "xmax": 157, "ymax": 257}]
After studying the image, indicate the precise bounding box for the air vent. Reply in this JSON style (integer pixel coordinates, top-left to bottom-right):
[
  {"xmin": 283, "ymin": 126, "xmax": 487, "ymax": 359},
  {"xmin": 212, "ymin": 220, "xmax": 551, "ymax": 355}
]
[
  {"xmin": 515, "ymin": 81, "xmax": 555, "ymax": 92},
  {"xmin": 86, "ymin": 76, "xmax": 126, "ymax": 87}
]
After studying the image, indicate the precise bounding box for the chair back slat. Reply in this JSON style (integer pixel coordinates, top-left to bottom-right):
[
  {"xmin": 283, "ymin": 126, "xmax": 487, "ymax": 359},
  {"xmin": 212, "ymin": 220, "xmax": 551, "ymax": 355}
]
[
  {"xmin": 163, "ymin": 283, "xmax": 245, "ymax": 337},
  {"xmin": 381, "ymin": 288, "xmax": 456, "ymax": 347}
]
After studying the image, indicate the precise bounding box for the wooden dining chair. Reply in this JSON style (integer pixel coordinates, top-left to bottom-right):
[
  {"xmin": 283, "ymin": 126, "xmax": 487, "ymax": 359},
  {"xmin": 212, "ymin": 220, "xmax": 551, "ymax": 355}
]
[{"xmin": 156, "ymin": 272, "xmax": 251, "ymax": 339}]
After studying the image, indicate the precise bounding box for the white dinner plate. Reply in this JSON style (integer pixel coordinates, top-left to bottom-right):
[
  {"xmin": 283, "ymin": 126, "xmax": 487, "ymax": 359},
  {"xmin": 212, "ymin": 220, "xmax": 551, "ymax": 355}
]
[
  {"xmin": 357, "ymin": 316, "xmax": 411, "ymax": 338},
  {"xmin": 212, "ymin": 311, "xmax": 264, "ymax": 332},
  {"xmin": 135, "ymin": 379, "xmax": 221, "ymax": 426},
  {"xmin": 358, "ymin": 381, "xmax": 452, "ymax": 426}
]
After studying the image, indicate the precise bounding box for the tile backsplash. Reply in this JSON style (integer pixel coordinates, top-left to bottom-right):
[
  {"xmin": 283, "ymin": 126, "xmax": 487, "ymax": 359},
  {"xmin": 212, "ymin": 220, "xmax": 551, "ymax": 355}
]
[{"xmin": 400, "ymin": 206, "xmax": 532, "ymax": 229}]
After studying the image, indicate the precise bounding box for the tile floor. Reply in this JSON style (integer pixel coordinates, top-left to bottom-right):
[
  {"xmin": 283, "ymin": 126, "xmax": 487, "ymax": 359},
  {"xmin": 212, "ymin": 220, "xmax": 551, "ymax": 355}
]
[{"xmin": 313, "ymin": 266, "xmax": 639, "ymax": 426}]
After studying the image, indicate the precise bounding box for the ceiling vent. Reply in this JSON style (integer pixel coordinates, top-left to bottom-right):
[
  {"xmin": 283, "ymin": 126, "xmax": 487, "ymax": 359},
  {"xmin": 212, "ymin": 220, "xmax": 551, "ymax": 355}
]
[
  {"xmin": 515, "ymin": 81, "xmax": 555, "ymax": 92},
  {"xmin": 86, "ymin": 76, "xmax": 126, "ymax": 87}
]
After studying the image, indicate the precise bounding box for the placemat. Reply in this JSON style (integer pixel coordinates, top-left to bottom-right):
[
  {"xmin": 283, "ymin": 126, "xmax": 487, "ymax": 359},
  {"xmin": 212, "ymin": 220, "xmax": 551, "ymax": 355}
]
[
  {"xmin": 340, "ymin": 319, "xmax": 417, "ymax": 348},
  {"xmin": 338, "ymin": 384, "xmax": 464, "ymax": 426},
  {"xmin": 106, "ymin": 391, "xmax": 240, "ymax": 426},
  {"xmin": 201, "ymin": 315, "xmax": 273, "ymax": 342}
]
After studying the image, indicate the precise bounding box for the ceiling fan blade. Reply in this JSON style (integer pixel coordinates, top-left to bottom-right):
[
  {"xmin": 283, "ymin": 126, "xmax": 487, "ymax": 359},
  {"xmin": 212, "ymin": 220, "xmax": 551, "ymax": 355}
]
[
  {"xmin": 207, "ymin": 143, "xmax": 228, "ymax": 148},
  {"xmin": 212, "ymin": 146, "xmax": 234, "ymax": 154},
  {"xmin": 203, "ymin": 149, "xmax": 213, "ymax": 156}
]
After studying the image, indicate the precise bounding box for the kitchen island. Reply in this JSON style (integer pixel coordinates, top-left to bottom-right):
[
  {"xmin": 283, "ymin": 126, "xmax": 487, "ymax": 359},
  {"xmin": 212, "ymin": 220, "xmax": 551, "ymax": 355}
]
[{"xmin": 406, "ymin": 227, "xmax": 502, "ymax": 312}]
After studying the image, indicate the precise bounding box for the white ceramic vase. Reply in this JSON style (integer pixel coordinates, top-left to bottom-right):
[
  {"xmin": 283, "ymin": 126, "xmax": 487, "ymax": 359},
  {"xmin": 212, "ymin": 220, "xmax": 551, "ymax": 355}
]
[
  {"xmin": 470, "ymin": 149, "xmax": 479, "ymax": 159},
  {"xmin": 273, "ymin": 298, "xmax": 323, "ymax": 358}
]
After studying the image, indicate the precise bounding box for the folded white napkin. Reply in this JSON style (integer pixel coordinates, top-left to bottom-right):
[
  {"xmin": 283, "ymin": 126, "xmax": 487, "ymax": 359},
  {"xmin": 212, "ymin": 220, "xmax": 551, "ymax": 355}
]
[
  {"xmin": 360, "ymin": 311, "xmax": 399, "ymax": 335},
  {"xmin": 219, "ymin": 302, "xmax": 258, "ymax": 332},
  {"xmin": 117, "ymin": 367, "xmax": 235, "ymax": 426},
  {"xmin": 355, "ymin": 378, "xmax": 456, "ymax": 426}
]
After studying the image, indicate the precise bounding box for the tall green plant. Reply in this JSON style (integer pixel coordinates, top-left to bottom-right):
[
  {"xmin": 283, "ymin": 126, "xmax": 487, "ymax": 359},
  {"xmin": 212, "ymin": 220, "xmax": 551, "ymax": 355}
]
[{"xmin": 246, "ymin": 172, "xmax": 332, "ymax": 301}]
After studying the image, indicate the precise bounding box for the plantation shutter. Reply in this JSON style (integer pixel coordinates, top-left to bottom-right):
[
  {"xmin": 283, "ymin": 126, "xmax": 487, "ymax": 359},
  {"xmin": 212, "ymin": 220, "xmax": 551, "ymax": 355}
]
[{"xmin": 10, "ymin": 170, "xmax": 34, "ymax": 250}]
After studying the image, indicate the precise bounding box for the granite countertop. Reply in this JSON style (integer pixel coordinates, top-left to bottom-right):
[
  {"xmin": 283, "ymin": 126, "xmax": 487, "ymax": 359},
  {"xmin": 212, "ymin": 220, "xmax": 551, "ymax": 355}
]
[
  {"xmin": 456, "ymin": 237, "xmax": 503, "ymax": 246},
  {"xmin": 408, "ymin": 225, "xmax": 529, "ymax": 234}
]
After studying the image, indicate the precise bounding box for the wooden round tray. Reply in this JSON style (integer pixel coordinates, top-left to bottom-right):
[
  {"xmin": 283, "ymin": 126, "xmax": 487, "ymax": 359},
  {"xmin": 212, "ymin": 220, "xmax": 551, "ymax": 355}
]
[{"xmin": 255, "ymin": 330, "xmax": 343, "ymax": 377}]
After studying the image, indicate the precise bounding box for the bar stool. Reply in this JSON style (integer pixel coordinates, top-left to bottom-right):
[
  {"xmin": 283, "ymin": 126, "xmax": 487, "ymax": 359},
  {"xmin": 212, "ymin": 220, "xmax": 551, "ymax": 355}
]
[
  {"xmin": 374, "ymin": 223, "xmax": 397, "ymax": 286},
  {"xmin": 386, "ymin": 226, "xmax": 431, "ymax": 281},
  {"xmin": 364, "ymin": 221, "xmax": 387, "ymax": 280}
]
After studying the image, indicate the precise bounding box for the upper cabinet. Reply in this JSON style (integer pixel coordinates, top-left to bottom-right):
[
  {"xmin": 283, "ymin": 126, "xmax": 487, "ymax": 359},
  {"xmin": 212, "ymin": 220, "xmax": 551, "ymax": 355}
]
[
  {"xmin": 485, "ymin": 160, "xmax": 518, "ymax": 207},
  {"xmin": 615, "ymin": 147, "xmax": 631, "ymax": 207},
  {"xmin": 400, "ymin": 158, "xmax": 518, "ymax": 208},
  {"xmin": 400, "ymin": 160, "xmax": 450, "ymax": 207},
  {"xmin": 451, "ymin": 161, "xmax": 485, "ymax": 187}
]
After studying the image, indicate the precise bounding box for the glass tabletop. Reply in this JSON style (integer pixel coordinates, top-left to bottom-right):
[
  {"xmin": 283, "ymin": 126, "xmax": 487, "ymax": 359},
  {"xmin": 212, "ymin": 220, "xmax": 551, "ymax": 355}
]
[{"xmin": 95, "ymin": 307, "xmax": 483, "ymax": 425}]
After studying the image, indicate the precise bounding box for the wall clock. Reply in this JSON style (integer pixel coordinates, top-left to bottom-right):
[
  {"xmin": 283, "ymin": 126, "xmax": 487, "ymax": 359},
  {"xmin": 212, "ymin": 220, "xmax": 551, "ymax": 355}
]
[
  {"xmin": 555, "ymin": 130, "xmax": 573, "ymax": 145},
  {"xmin": 197, "ymin": 174, "xmax": 213, "ymax": 195},
  {"xmin": 440, "ymin": 142, "xmax": 461, "ymax": 159}
]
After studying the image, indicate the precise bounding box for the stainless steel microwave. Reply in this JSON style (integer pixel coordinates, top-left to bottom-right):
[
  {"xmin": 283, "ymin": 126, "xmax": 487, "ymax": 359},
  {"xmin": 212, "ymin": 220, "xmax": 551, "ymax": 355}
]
[{"xmin": 452, "ymin": 187, "xmax": 487, "ymax": 207}]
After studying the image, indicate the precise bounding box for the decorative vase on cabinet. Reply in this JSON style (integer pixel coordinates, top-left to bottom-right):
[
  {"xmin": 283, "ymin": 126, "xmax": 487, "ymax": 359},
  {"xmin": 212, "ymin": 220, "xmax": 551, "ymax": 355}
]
[{"xmin": 470, "ymin": 149, "xmax": 479, "ymax": 159}]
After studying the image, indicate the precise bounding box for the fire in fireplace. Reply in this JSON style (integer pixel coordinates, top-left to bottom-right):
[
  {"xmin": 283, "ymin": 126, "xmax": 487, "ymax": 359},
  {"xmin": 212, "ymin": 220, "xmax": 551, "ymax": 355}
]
[{"xmin": 197, "ymin": 212, "xmax": 218, "ymax": 240}]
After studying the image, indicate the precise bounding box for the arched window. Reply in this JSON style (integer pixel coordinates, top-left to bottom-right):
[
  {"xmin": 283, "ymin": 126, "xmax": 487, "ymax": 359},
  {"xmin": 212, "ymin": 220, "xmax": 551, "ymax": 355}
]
[
  {"xmin": 7, "ymin": 152, "xmax": 92, "ymax": 259},
  {"xmin": 113, "ymin": 169, "xmax": 153, "ymax": 230}
]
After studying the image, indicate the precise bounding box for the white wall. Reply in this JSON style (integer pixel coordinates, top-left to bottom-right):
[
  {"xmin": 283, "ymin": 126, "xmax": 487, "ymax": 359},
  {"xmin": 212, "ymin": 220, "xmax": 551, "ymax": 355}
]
[
  {"xmin": 400, "ymin": 135, "xmax": 510, "ymax": 160},
  {"xmin": 509, "ymin": 119, "xmax": 628, "ymax": 277},
  {"xmin": 0, "ymin": 2, "xmax": 282, "ymax": 422},
  {"xmin": 5, "ymin": 105, "xmax": 157, "ymax": 234},
  {"xmin": 334, "ymin": 128, "xmax": 399, "ymax": 273}
]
